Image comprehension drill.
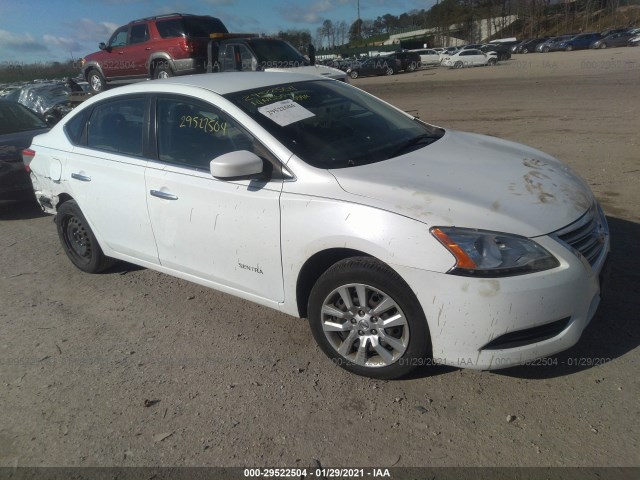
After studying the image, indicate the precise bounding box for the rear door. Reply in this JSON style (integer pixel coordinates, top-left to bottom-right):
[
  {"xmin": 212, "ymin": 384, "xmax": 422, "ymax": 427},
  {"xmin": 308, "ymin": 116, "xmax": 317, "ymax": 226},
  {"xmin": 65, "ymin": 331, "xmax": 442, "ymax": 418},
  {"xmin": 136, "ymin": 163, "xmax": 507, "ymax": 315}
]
[{"xmin": 66, "ymin": 95, "xmax": 159, "ymax": 264}]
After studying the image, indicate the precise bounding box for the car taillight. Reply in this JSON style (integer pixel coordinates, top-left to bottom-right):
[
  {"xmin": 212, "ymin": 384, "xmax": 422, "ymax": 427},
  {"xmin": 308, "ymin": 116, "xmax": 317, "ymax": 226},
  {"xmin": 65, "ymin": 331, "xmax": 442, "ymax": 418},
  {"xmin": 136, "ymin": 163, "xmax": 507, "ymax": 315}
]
[
  {"xmin": 179, "ymin": 38, "xmax": 197, "ymax": 53},
  {"xmin": 22, "ymin": 148, "xmax": 35, "ymax": 172}
]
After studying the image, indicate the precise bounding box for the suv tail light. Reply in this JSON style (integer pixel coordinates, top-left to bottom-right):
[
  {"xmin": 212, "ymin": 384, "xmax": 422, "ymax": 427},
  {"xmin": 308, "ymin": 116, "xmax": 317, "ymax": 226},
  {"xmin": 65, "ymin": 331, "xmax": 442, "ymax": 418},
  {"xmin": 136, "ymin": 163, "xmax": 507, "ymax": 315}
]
[
  {"xmin": 22, "ymin": 148, "xmax": 36, "ymax": 172},
  {"xmin": 179, "ymin": 38, "xmax": 198, "ymax": 54}
]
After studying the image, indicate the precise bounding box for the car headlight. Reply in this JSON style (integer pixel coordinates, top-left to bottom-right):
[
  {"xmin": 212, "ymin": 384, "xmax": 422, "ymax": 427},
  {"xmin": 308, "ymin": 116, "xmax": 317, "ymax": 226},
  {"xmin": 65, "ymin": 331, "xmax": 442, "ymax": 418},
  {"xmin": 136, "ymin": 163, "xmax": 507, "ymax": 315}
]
[{"xmin": 431, "ymin": 227, "xmax": 559, "ymax": 277}]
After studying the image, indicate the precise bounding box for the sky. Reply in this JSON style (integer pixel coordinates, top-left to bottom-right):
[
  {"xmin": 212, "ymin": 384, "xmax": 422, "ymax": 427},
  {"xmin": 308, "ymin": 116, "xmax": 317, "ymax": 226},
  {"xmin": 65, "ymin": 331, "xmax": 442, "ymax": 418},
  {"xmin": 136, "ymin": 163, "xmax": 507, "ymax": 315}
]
[{"xmin": 0, "ymin": 0, "xmax": 437, "ymax": 64}]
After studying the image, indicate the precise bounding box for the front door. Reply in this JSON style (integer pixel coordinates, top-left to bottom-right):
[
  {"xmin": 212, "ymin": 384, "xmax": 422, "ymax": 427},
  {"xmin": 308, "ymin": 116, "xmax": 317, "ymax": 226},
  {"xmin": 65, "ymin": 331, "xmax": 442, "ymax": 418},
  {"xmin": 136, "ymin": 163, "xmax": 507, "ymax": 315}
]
[{"xmin": 144, "ymin": 95, "xmax": 284, "ymax": 301}]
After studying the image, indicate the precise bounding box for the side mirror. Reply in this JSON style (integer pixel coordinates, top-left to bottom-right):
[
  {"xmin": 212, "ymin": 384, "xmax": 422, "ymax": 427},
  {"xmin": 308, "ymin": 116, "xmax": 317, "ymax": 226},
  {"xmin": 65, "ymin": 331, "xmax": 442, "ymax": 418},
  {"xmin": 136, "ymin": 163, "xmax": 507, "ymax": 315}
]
[
  {"xmin": 99, "ymin": 42, "xmax": 106, "ymax": 50},
  {"xmin": 210, "ymin": 150, "xmax": 263, "ymax": 179}
]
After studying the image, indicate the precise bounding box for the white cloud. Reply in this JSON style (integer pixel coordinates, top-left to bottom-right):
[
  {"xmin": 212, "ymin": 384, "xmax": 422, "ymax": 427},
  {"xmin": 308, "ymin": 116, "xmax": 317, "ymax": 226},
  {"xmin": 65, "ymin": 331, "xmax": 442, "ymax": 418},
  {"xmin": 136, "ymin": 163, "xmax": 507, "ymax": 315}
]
[
  {"xmin": 0, "ymin": 30, "xmax": 48, "ymax": 56},
  {"xmin": 279, "ymin": 0, "xmax": 340, "ymax": 24},
  {"xmin": 43, "ymin": 35, "xmax": 82, "ymax": 53},
  {"xmin": 72, "ymin": 18, "xmax": 119, "ymax": 43}
]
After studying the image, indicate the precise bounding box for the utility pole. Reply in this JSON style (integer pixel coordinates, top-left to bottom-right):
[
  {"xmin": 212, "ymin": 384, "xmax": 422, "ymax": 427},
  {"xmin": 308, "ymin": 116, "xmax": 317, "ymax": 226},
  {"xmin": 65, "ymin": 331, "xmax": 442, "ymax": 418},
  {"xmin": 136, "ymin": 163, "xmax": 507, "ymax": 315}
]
[{"xmin": 357, "ymin": 0, "xmax": 361, "ymax": 38}]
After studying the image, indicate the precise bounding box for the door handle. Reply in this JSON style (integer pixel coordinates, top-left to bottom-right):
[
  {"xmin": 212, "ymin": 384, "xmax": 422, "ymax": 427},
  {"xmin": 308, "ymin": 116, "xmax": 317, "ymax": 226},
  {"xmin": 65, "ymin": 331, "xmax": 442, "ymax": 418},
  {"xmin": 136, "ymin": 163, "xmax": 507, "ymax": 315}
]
[
  {"xmin": 145, "ymin": 47, "xmax": 151, "ymax": 50},
  {"xmin": 150, "ymin": 190, "xmax": 178, "ymax": 200},
  {"xmin": 71, "ymin": 173, "xmax": 91, "ymax": 182}
]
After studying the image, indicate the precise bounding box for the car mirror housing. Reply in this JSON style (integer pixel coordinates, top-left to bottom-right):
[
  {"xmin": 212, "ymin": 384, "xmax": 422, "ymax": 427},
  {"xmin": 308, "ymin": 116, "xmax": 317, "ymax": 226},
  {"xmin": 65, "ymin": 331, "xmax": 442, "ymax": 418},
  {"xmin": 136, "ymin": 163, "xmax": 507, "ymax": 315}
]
[
  {"xmin": 210, "ymin": 150, "xmax": 264, "ymax": 179},
  {"xmin": 99, "ymin": 42, "xmax": 106, "ymax": 50}
]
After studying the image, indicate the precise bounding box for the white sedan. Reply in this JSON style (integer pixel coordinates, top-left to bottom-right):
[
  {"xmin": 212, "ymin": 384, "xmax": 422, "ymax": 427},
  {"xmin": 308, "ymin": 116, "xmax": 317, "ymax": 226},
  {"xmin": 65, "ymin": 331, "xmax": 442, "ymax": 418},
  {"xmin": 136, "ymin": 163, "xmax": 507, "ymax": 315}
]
[
  {"xmin": 441, "ymin": 49, "xmax": 498, "ymax": 68},
  {"xmin": 409, "ymin": 48, "xmax": 442, "ymax": 67},
  {"xmin": 26, "ymin": 72, "xmax": 608, "ymax": 379}
]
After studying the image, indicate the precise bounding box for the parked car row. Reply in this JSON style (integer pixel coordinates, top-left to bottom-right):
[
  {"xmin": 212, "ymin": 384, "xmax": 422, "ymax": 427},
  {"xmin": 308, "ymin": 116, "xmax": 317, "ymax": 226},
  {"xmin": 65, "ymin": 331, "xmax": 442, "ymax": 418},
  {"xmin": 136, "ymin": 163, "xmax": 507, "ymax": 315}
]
[{"xmin": 510, "ymin": 27, "xmax": 640, "ymax": 53}]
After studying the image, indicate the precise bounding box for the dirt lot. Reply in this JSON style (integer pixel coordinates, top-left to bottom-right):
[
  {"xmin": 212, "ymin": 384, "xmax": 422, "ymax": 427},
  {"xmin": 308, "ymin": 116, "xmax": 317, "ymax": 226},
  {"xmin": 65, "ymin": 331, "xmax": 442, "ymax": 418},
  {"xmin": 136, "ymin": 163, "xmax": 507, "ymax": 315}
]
[{"xmin": 1, "ymin": 48, "xmax": 639, "ymax": 469}]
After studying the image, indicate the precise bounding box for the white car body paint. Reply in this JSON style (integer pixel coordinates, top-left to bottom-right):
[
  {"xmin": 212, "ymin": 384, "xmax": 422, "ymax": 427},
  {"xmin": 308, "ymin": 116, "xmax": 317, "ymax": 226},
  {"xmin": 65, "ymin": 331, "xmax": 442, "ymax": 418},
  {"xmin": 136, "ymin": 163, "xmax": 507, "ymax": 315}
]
[
  {"xmin": 442, "ymin": 49, "xmax": 497, "ymax": 68},
  {"xmin": 28, "ymin": 72, "xmax": 609, "ymax": 371},
  {"xmin": 264, "ymin": 64, "xmax": 348, "ymax": 82}
]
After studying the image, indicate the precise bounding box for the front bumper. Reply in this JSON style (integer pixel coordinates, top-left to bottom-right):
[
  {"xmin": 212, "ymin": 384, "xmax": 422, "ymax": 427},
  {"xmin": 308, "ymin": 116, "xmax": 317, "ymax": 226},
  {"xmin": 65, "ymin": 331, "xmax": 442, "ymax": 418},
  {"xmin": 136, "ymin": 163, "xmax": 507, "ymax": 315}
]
[{"xmin": 391, "ymin": 215, "xmax": 610, "ymax": 370}]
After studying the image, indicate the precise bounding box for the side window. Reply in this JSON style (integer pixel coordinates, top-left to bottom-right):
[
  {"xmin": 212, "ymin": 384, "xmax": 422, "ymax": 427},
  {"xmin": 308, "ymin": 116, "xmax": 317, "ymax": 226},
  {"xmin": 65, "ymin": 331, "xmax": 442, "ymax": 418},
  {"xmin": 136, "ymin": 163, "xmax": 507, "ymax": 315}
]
[
  {"xmin": 130, "ymin": 24, "xmax": 149, "ymax": 44},
  {"xmin": 64, "ymin": 110, "xmax": 88, "ymax": 145},
  {"xmin": 87, "ymin": 98, "xmax": 145, "ymax": 156},
  {"xmin": 156, "ymin": 97, "xmax": 264, "ymax": 171},
  {"xmin": 237, "ymin": 45, "xmax": 257, "ymax": 71},
  {"xmin": 223, "ymin": 44, "xmax": 255, "ymax": 71},
  {"xmin": 109, "ymin": 27, "xmax": 128, "ymax": 47}
]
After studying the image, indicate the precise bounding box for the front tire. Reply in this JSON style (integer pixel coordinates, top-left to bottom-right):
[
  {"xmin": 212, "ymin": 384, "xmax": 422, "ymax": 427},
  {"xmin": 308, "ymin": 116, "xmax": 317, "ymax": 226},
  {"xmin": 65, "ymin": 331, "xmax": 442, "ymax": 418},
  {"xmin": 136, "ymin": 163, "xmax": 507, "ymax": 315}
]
[
  {"xmin": 56, "ymin": 200, "xmax": 114, "ymax": 273},
  {"xmin": 454, "ymin": 61, "xmax": 463, "ymax": 69},
  {"xmin": 600, "ymin": 43, "xmax": 607, "ymax": 49},
  {"xmin": 565, "ymin": 45, "xmax": 573, "ymax": 51},
  {"xmin": 488, "ymin": 58, "xmax": 497, "ymax": 66},
  {"xmin": 87, "ymin": 69, "xmax": 106, "ymax": 94},
  {"xmin": 308, "ymin": 257, "xmax": 430, "ymax": 379},
  {"xmin": 349, "ymin": 70, "xmax": 359, "ymax": 79}
]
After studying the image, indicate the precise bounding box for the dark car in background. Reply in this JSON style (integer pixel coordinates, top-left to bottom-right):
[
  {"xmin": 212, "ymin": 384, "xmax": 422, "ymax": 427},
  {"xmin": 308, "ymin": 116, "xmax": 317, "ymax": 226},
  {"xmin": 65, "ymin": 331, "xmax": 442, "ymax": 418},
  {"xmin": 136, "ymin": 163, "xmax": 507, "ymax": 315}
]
[
  {"xmin": 514, "ymin": 37, "xmax": 549, "ymax": 53},
  {"xmin": 346, "ymin": 57, "xmax": 398, "ymax": 78},
  {"xmin": 550, "ymin": 32, "xmax": 601, "ymax": 51},
  {"xmin": 537, "ymin": 35, "xmax": 573, "ymax": 52},
  {"xmin": 0, "ymin": 100, "xmax": 49, "ymax": 203},
  {"xmin": 81, "ymin": 13, "xmax": 228, "ymax": 93},
  {"xmin": 386, "ymin": 51, "xmax": 421, "ymax": 72},
  {"xmin": 480, "ymin": 43, "xmax": 512, "ymax": 61},
  {"xmin": 590, "ymin": 31, "xmax": 635, "ymax": 48}
]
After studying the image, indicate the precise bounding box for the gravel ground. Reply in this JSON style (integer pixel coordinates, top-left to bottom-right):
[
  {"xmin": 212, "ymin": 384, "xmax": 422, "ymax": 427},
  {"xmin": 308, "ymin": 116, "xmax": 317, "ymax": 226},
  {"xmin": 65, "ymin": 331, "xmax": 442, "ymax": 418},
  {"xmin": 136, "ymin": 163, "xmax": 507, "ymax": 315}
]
[{"xmin": 0, "ymin": 47, "xmax": 638, "ymax": 469}]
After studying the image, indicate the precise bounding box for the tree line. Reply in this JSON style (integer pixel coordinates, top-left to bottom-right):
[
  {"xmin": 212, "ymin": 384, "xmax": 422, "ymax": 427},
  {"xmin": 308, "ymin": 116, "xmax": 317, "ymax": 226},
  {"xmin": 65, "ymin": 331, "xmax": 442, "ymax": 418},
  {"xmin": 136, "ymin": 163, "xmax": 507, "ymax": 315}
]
[{"xmin": 277, "ymin": 0, "xmax": 640, "ymax": 50}]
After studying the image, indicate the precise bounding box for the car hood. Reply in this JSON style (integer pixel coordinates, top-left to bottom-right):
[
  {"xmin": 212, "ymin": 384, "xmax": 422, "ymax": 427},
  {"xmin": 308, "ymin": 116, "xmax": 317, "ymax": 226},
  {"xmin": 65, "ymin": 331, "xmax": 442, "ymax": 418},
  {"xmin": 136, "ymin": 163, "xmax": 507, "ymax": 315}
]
[
  {"xmin": 264, "ymin": 65, "xmax": 347, "ymax": 81},
  {"xmin": 329, "ymin": 130, "xmax": 593, "ymax": 238}
]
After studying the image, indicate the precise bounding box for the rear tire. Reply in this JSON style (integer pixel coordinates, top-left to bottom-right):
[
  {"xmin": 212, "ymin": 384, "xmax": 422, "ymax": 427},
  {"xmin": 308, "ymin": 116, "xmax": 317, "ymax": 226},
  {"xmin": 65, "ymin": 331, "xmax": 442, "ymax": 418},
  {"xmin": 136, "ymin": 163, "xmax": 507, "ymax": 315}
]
[
  {"xmin": 308, "ymin": 257, "xmax": 430, "ymax": 379},
  {"xmin": 488, "ymin": 58, "xmax": 497, "ymax": 66},
  {"xmin": 600, "ymin": 43, "xmax": 607, "ymax": 49},
  {"xmin": 543, "ymin": 46, "xmax": 550, "ymax": 53},
  {"xmin": 56, "ymin": 200, "xmax": 115, "ymax": 273},
  {"xmin": 349, "ymin": 70, "xmax": 359, "ymax": 79},
  {"xmin": 153, "ymin": 63, "xmax": 173, "ymax": 79},
  {"xmin": 565, "ymin": 45, "xmax": 573, "ymax": 51},
  {"xmin": 454, "ymin": 61, "xmax": 463, "ymax": 69},
  {"xmin": 385, "ymin": 66, "xmax": 395, "ymax": 76}
]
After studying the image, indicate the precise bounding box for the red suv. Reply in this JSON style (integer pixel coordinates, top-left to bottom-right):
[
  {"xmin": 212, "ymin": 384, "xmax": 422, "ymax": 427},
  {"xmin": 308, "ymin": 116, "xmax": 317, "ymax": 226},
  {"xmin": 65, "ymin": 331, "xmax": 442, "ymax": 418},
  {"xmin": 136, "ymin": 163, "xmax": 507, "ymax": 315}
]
[{"xmin": 81, "ymin": 13, "xmax": 228, "ymax": 93}]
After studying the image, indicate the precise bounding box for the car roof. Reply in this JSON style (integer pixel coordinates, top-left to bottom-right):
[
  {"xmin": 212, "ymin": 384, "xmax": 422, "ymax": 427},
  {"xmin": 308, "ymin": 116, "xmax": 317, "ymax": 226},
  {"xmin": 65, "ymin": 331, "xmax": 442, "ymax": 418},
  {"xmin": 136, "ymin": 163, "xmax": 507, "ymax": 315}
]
[{"xmin": 90, "ymin": 72, "xmax": 329, "ymax": 99}]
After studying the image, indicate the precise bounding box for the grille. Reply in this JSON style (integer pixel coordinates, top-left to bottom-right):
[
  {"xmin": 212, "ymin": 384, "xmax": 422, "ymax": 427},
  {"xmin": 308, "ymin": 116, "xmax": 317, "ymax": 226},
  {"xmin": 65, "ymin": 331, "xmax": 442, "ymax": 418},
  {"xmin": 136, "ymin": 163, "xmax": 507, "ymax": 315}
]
[{"xmin": 554, "ymin": 204, "xmax": 608, "ymax": 267}]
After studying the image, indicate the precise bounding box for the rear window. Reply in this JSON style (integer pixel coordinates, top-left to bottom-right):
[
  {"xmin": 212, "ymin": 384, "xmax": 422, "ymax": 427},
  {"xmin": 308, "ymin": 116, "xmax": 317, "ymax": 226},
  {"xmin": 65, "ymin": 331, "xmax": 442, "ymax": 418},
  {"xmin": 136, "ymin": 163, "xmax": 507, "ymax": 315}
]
[
  {"xmin": 156, "ymin": 16, "xmax": 228, "ymax": 38},
  {"xmin": 0, "ymin": 102, "xmax": 47, "ymax": 135}
]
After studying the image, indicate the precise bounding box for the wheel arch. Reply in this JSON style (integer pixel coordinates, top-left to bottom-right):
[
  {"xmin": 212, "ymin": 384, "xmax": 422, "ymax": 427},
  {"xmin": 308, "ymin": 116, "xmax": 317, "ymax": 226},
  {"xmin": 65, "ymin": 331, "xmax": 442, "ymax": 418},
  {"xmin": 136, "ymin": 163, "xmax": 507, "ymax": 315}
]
[
  {"xmin": 295, "ymin": 248, "xmax": 371, "ymax": 318},
  {"xmin": 148, "ymin": 54, "xmax": 174, "ymax": 77}
]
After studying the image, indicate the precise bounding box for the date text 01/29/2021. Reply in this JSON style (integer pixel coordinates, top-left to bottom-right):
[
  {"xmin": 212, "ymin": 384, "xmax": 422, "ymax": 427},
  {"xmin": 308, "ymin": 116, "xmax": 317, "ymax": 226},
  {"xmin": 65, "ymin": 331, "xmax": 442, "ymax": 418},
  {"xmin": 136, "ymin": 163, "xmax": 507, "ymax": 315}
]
[{"xmin": 244, "ymin": 468, "xmax": 391, "ymax": 477}]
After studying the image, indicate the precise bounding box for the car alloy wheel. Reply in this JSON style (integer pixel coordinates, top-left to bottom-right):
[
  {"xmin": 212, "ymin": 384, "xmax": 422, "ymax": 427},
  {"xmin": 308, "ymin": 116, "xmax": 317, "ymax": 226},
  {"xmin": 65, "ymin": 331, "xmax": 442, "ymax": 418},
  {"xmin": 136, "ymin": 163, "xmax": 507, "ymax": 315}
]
[
  {"xmin": 308, "ymin": 257, "xmax": 430, "ymax": 379},
  {"xmin": 154, "ymin": 64, "xmax": 173, "ymax": 79},
  {"xmin": 88, "ymin": 70, "xmax": 105, "ymax": 93},
  {"xmin": 454, "ymin": 61, "xmax": 463, "ymax": 69},
  {"xmin": 522, "ymin": 48, "xmax": 529, "ymax": 54},
  {"xmin": 566, "ymin": 45, "xmax": 573, "ymax": 51},
  {"xmin": 600, "ymin": 43, "xmax": 607, "ymax": 49},
  {"xmin": 385, "ymin": 67, "xmax": 394, "ymax": 75},
  {"xmin": 543, "ymin": 46, "xmax": 550, "ymax": 53},
  {"xmin": 349, "ymin": 70, "xmax": 358, "ymax": 79},
  {"xmin": 488, "ymin": 58, "xmax": 497, "ymax": 66}
]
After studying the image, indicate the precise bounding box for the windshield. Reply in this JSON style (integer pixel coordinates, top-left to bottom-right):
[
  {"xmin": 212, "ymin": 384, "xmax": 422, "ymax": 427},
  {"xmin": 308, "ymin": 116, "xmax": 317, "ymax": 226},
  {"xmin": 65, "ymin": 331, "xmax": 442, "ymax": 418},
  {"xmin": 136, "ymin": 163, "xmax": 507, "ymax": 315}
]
[
  {"xmin": 224, "ymin": 80, "xmax": 443, "ymax": 169},
  {"xmin": 0, "ymin": 102, "xmax": 47, "ymax": 135},
  {"xmin": 247, "ymin": 39, "xmax": 309, "ymax": 68}
]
